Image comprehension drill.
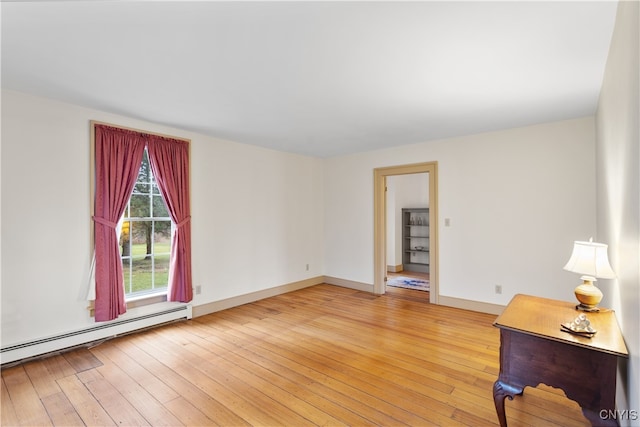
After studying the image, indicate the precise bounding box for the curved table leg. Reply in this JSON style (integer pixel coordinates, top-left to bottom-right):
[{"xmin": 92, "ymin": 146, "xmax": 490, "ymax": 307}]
[{"xmin": 493, "ymin": 380, "xmax": 524, "ymax": 427}]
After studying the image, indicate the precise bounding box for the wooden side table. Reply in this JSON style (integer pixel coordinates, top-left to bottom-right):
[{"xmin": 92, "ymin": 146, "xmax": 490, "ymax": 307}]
[{"xmin": 493, "ymin": 294, "xmax": 628, "ymax": 427}]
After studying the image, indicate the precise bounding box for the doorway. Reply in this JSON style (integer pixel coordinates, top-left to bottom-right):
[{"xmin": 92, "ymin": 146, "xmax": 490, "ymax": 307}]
[{"xmin": 373, "ymin": 162, "xmax": 438, "ymax": 304}]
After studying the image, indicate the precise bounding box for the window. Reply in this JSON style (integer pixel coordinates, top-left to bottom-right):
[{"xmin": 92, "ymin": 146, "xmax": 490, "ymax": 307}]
[
  {"xmin": 120, "ymin": 148, "xmax": 171, "ymax": 298},
  {"xmin": 91, "ymin": 122, "xmax": 192, "ymax": 322}
]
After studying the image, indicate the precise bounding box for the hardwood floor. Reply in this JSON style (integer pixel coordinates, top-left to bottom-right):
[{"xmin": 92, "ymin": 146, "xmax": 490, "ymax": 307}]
[
  {"xmin": 388, "ymin": 270, "xmax": 430, "ymax": 281},
  {"xmin": 2, "ymin": 284, "xmax": 589, "ymax": 426}
]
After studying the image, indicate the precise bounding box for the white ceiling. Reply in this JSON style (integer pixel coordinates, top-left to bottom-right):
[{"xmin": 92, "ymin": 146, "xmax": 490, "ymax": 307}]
[{"xmin": 1, "ymin": 1, "xmax": 618, "ymax": 157}]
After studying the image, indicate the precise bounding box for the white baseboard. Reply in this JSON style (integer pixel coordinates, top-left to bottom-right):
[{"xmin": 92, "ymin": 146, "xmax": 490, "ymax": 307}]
[
  {"xmin": 192, "ymin": 276, "xmax": 504, "ymax": 319},
  {"xmin": 438, "ymin": 295, "xmax": 505, "ymax": 315},
  {"xmin": 322, "ymin": 276, "xmax": 374, "ymax": 292},
  {"xmin": 192, "ymin": 276, "xmax": 324, "ymax": 317}
]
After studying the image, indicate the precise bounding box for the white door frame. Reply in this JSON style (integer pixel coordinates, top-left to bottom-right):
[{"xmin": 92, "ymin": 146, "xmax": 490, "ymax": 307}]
[{"xmin": 373, "ymin": 162, "xmax": 439, "ymax": 304}]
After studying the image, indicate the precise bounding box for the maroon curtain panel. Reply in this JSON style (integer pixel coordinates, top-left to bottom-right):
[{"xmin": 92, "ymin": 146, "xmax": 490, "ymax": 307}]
[
  {"xmin": 147, "ymin": 136, "xmax": 193, "ymax": 303},
  {"xmin": 93, "ymin": 125, "xmax": 147, "ymax": 321}
]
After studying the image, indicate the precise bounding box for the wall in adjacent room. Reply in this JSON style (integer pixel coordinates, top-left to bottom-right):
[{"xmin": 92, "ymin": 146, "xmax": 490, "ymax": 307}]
[
  {"xmin": 386, "ymin": 174, "xmax": 429, "ymax": 269},
  {"xmin": 1, "ymin": 90, "xmax": 325, "ymax": 347},
  {"xmin": 595, "ymin": 0, "xmax": 639, "ymax": 420},
  {"xmin": 324, "ymin": 117, "xmax": 597, "ymax": 306}
]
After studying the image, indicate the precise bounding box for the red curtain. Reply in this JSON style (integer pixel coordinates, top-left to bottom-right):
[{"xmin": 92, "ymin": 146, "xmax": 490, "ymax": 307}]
[
  {"xmin": 93, "ymin": 125, "xmax": 146, "ymax": 321},
  {"xmin": 147, "ymin": 135, "xmax": 193, "ymax": 303}
]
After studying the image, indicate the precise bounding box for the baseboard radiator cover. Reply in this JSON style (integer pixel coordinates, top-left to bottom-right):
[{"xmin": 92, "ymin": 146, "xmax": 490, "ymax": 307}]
[{"xmin": 1, "ymin": 304, "xmax": 192, "ymax": 366}]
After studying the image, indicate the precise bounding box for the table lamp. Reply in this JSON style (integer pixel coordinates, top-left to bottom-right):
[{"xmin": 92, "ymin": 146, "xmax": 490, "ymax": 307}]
[{"xmin": 563, "ymin": 238, "xmax": 616, "ymax": 311}]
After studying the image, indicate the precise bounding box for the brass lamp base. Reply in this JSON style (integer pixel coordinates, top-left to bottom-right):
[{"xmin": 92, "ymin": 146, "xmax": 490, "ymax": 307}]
[{"xmin": 574, "ymin": 276, "xmax": 602, "ymax": 311}]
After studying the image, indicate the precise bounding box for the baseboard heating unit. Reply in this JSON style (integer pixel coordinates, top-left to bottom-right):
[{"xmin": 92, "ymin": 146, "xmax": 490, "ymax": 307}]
[{"xmin": 1, "ymin": 304, "xmax": 192, "ymax": 365}]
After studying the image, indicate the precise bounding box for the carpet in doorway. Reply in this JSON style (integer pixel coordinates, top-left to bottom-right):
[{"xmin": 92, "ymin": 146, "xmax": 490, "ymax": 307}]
[{"xmin": 387, "ymin": 277, "xmax": 430, "ymax": 291}]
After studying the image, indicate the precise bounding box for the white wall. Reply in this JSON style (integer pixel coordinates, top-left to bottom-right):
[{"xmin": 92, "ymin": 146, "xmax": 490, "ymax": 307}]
[
  {"xmin": 596, "ymin": 0, "xmax": 639, "ymax": 421},
  {"xmin": 325, "ymin": 117, "xmax": 596, "ymax": 305},
  {"xmin": 1, "ymin": 90, "xmax": 324, "ymax": 347},
  {"xmin": 386, "ymin": 174, "xmax": 428, "ymax": 268}
]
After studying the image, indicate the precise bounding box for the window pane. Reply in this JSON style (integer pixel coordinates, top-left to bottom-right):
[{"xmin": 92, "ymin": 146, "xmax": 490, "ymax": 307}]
[
  {"xmin": 123, "ymin": 268, "xmax": 132, "ymax": 294},
  {"xmin": 129, "ymin": 220, "xmax": 152, "ymax": 294},
  {"xmin": 130, "ymin": 256, "xmax": 152, "ymax": 294},
  {"xmin": 153, "ymin": 254, "xmax": 170, "ymax": 287},
  {"xmin": 133, "ymin": 181, "xmax": 150, "ymax": 195},
  {"xmin": 131, "ymin": 221, "xmax": 150, "ymax": 255},
  {"xmin": 153, "ymin": 195, "xmax": 169, "ymax": 218},
  {"xmin": 138, "ymin": 151, "xmax": 152, "ymax": 185},
  {"xmin": 130, "ymin": 194, "xmax": 150, "ymax": 218},
  {"xmin": 156, "ymin": 221, "xmax": 172, "ymax": 246},
  {"xmin": 119, "ymin": 220, "xmax": 132, "ymax": 257}
]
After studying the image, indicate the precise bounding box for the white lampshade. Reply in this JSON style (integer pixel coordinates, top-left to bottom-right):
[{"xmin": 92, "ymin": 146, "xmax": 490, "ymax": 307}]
[{"xmin": 563, "ymin": 239, "xmax": 616, "ymax": 279}]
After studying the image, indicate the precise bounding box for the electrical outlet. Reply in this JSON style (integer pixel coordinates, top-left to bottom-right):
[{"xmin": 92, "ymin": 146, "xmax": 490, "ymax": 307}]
[
  {"xmin": 306, "ymin": 264, "xmax": 310, "ymax": 271},
  {"xmin": 495, "ymin": 284, "xmax": 502, "ymax": 295},
  {"xmin": 195, "ymin": 285, "xmax": 202, "ymax": 295}
]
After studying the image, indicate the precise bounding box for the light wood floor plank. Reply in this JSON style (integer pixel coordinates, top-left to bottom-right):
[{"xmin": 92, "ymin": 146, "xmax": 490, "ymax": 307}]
[
  {"xmin": 92, "ymin": 340, "xmax": 180, "ymax": 404},
  {"xmin": 178, "ymin": 321, "xmax": 408, "ymax": 426},
  {"xmin": 164, "ymin": 396, "xmax": 219, "ymax": 426},
  {"xmin": 244, "ymin": 319, "xmax": 462, "ymax": 425},
  {"xmin": 62, "ymin": 348, "xmax": 103, "ymax": 373},
  {"xmin": 56, "ymin": 374, "xmax": 116, "ymax": 427},
  {"xmin": 144, "ymin": 329, "xmax": 326, "ymax": 426},
  {"xmin": 171, "ymin": 337, "xmax": 348, "ymax": 426},
  {"xmin": 173, "ymin": 324, "xmax": 378, "ymax": 426},
  {"xmin": 1, "ymin": 377, "xmax": 20, "ymax": 426},
  {"xmin": 23, "ymin": 360, "xmax": 62, "ymax": 399},
  {"xmin": 41, "ymin": 354, "xmax": 77, "ymax": 380},
  {"xmin": 211, "ymin": 313, "xmax": 461, "ymax": 426},
  {"xmin": 91, "ymin": 346, "xmax": 185, "ymax": 426},
  {"xmin": 77, "ymin": 369, "xmax": 150, "ymax": 426},
  {"xmin": 40, "ymin": 391, "xmax": 85, "ymax": 426},
  {"xmin": 113, "ymin": 338, "xmax": 244, "ymax": 426},
  {"xmin": 2, "ymin": 366, "xmax": 52, "ymax": 426},
  {"xmin": 187, "ymin": 312, "xmax": 434, "ymax": 425},
  {"xmin": 132, "ymin": 332, "xmax": 285, "ymax": 426}
]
